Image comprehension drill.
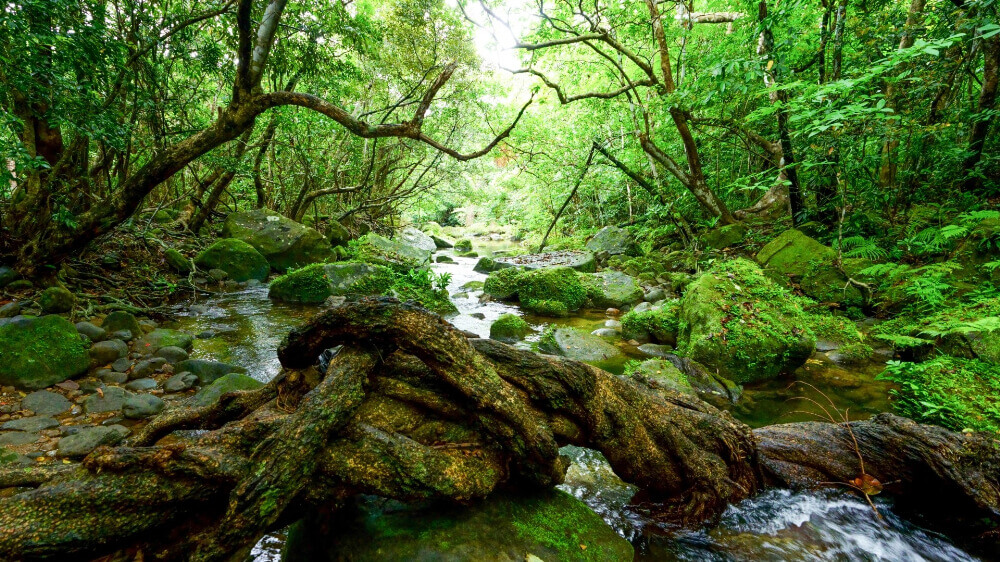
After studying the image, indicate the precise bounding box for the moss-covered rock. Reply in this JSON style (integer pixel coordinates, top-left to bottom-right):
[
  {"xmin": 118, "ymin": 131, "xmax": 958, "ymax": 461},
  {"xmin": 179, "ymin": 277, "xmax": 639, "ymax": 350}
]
[
  {"xmin": 101, "ymin": 311, "xmax": 142, "ymax": 340},
  {"xmin": 484, "ymin": 268, "xmax": 527, "ymax": 300},
  {"xmin": 538, "ymin": 326, "xmax": 621, "ymax": 362},
  {"xmin": 677, "ymin": 259, "xmax": 817, "ymax": 383},
  {"xmin": 164, "ymin": 248, "xmax": 193, "ymax": 274},
  {"xmin": 702, "ymin": 223, "xmax": 748, "ymax": 250},
  {"xmin": 585, "ymin": 225, "xmax": 640, "ymax": 256},
  {"xmin": 621, "ymin": 302, "xmax": 680, "ymax": 345},
  {"xmin": 138, "ymin": 328, "xmax": 194, "ymax": 352},
  {"xmin": 496, "ymin": 250, "xmax": 596, "ymax": 273},
  {"xmin": 38, "ymin": 286, "xmax": 76, "ymax": 314},
  {"xmin": 473, "ymin": 256, "xmax": 513, "ymax": 274},
  {"xmin": 756, "ymin": 229, "xmax": 863, "ymax": 307},
  {"xmin": 519, "ymin": 267, "xmax": 587, "ymax": 312},
  {"xmin": 222, "ymin": 209, "xmax": 333, "ymax": 271},
  {"xmin": 325, "ymin": 220, "xmax": 352, "ymax": 247},
  {"xmin": 0, "ymin": 266, "xmax": 19, "ymax": 289},
  {"xmin": 352, "ymin": 233, "xmax": 431, "ymax": 272},
  {"xmin": 454, "ymin": 238, "xmax": 473, "ymax": 252},
  {"xmin": 522, "ymin": 299, "xmax": 569, "ymax": 317},
  {"xmin": 581, "ymin": 271, "xmax": 643, "ymax": 309},
  {"xmin": 0, "ymin": 315, "xmax": 90, "ymax": 390},
  {"xmin": 282, "ymin": 489, "xmax": 633, "ymax": 562},
  {"xmin": 192, "ymin": 373, "xmax": 263, "ymax": 406},
  {"xmin": 194, "ymin": 239, "xmax": 270, "ymax": 282},
  {"xmin": 268, "ymin": 263, "xmax": 334, "ymax": 303},
  {"xmin": 627, "ymin": 359, "xmax": 694, "ymax": 395},
  {"xmin": 489, "ymin": 314, "xmax": 532, "ymax": 342}
]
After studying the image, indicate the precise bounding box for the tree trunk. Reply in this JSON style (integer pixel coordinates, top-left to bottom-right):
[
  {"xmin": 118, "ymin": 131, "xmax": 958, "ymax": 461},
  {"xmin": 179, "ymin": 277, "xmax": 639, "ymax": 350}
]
[
  {"xmin": 963, "ymin": 35, "xmax": 999, "ymax": 192},
  {"xmin": 1, "ymin": 299, "xmax": 998, "ymax": 561}
]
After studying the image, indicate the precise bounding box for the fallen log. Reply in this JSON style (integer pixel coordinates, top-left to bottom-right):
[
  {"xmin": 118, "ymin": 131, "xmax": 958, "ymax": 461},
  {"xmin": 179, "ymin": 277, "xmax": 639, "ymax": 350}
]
[{"xmin": 0, "ymin": 298, "xmax": 997, "ymax": 561}]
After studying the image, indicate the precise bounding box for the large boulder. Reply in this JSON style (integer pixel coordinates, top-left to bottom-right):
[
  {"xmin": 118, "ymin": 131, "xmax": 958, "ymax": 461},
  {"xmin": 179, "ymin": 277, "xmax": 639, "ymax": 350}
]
[
  {"xmin": 517, "ymin": 267, "xmax": 588, "ymax": 317},
  {"xmin": 282, "ymin": 489, "xmax": 633, "ymax": 562},
  {"xmin": 194, "ymin": 239, "xmax": 270, "ymax": 282},
  {"xmin": 676, "ymin": 259, "xmax": 816, "ymax": 383},
  {"xmin": 222, "ymin": 209, "xmax": 333, "ymax": 271},
  {"xmin": 585, "ymin": 225, "xmax": 640, "ymax": 256},
  {"xmin": 352, "ymin": 234, "xmax": 431, "ymax": 272},
  {"xmin": 496, "ymin": 250, "xmax": 596, "ymax": 273},
  {"xmin": 0, "ymin": 315, "xmax": 90, "ymax": 390},
  {"xmin": 399, "ymin": 226, "xmax": 436, "ymax": 253},
  {"xmin": 538, "ymin": 326, "xmax": 621, "ymax": 363},
  {"xmin": 581, "ymin": 271, "xmax": 643, "ymax": 309},
  {"xmin": 756, "ymin": 229, "xmax": 863, "ymax": 307},
  {"xmin": 269, "ymin": 263, "xmax": 396, "ymax": 303}
]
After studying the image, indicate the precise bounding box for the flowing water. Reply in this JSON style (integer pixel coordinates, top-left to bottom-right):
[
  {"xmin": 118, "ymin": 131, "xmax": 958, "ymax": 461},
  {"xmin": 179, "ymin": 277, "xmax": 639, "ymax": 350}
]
[{"xmin": 167, "ymin": 244, "xmax": 974, "ymax": 561}]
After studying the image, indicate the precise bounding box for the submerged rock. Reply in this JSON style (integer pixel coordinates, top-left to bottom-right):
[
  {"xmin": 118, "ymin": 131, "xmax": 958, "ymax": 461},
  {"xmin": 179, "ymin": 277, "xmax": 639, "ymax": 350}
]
[
  {"xmin": 222, "ymin": 209, "xmax": 333, "ymax": 271},
  {"xmin": 585, "ymin": 225, "xmax": 640, "ymax": 256},
  {"xmin": 0, "ymin": 315, "xmax": 90, "ymax": 390},
  {"xmin": 195, "ymin": 239, "xmax": 270, "ymax": 282}
]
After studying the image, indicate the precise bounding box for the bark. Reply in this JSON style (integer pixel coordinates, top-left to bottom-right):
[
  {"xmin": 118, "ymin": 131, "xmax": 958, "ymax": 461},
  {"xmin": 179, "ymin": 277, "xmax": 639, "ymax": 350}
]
[
  {"xmin": 0, "ymin": 299, "xmax": 997, "ymax": 561},
  {"xmin": 963, "ymin": 35, "xmax": 1000, "ymax": 192}
]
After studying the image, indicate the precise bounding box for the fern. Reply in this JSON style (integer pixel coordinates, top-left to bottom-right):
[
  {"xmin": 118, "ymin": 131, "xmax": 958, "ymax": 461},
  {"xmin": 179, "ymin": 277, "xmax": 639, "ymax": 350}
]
[
  {"xmin": 840, "ymin": 235, "xmax": 888, "ymax": 260},
  {"xmin": 858, "ymin": 262, "xmax": 909, "ymax": 278},
  {"xmin": 874, "ymin": 333, "xmax": 932, "ymax": 348}
]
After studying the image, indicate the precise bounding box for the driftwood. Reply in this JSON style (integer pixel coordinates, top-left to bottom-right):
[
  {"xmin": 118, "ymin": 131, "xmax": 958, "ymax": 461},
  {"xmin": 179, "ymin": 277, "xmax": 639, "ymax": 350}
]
[{"xmin": 0, "ymin": 298, "xmax": 997, "ymax": 561}]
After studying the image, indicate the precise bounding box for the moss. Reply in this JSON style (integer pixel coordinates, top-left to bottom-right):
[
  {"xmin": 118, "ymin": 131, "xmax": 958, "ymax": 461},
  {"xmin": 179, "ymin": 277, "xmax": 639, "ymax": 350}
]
[
  {"xmin": 164, "ymin": 248, "xmax": 193, "ymax": 273},
  {"xmin": 518, "ymin": 267, "xmax": 587, "ymax": 311},
  {"xmin": 522, "ymin": 299, "xmax": 569, "ymax": 317},
  {"xmin": 483, "ymin": 268, "xmax": 526, "ymax": 300},
  {"xmin": 878, "ymin": 356, "xmax": 1000, "ymax": 434},
  {"xmin": 194, "ymin": 238, "xmax": 270, "ymax": 281},
  {"xmin": 621, "ymin": 303, "xmax": 680, "ymax": 344},
  {"xmin": 347, "ymin": 265, "xmax": 398, "ymax": 295},
  {"xmin": 454, "ymin": 238, "xmax": 473, "ymax": 252},
  {"xmin": 489, "ymin": 313, "xmax": 532, "ymax": 342},
  {"xmin": 268, "ymin": 263, "xmax": 333, "ymax": 303},
  {"xmin": 756, "ymin": 229, "xmax": 863, "ymax": 307},
  {"xmin": 38, "ymin": 286, "xmax": 76, "ymax": 313},
  {"xmin": 0, "ymin": 315, "xmax": 90, "ymax": 390}
]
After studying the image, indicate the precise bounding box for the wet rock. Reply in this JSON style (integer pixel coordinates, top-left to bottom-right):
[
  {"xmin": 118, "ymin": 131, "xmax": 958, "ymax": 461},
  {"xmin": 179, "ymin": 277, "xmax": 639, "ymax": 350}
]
[
  {"xmin": 581, "ymin": 271, "xmax": 643, "ymax": 308},
  {"xmin": 643, "ymin": 287, "xmax": 666, "ymax": 303},
  {"xmin": 489, "ymin": 314, "xmax": 532, "ymax": 343},
  {"xmin": 399, "ymin": 226, "xmax": 437, "ymax": 253},
  {"xmin": 0, "ymin": 432, "xmax": 40, "ymax": 446},
  {"xmin": 591, "ymin": 328, "xmax": 620, "ymax": 338},
  {"xmin": 631, "ymin": 359, "xmax": 695, "ymax": 395},
  {"xmin": 756, "ymin": 229, "xmax": 863, "ymax": 308},
  {"xmin": 472, "ymin": 257, "xmax": 513, "ymax": 274},
  {"xmin": 155, "ymin": 346, "xmax": 189, "ymax": 363},
  {"xmin": 0, "ymin": 315, "xmax": 90, "ymax": 390},
  {"xmin": 585, "ymin": 225, "xmax": 640, "ymax": 256},
  {"xmin": 352, "ymin": 233, "xmax": 431, "ymax": 272},
  {"xmin": 21, "ymin": 390, "xmax": 72, "ymax": 416},
  {"xmin": 138, "ymin": 328, "xmax": 193, "ymax": 352},
  {"xmin": 57, "ymin": 425, "xmax": 128, "ymax": 457},
  {"xmin": 112, "ymin": 357, "xmax": 132, "ymax": 372},
  {"xmin": 222, "ymin": 209, "xmax": 333, "ymax": 270},
  {"xmin": 164, "ymin": 372, "xmax": 198, "ymax": 392},
  {"xmin": 1, "ymin": 416, "xmax": 59, "ymax": 432},
  {"xmin": 122, "ymin": 394, "xmax": 165, "ymax": 419},
  {"xmin": 538, "ymin": 327, "xmax": 621, "ymax": 362},
  {"xmin": 164, "ymin": 248, "xmax": 193, "ymax": 273},
  {"xmin": 495, "ymin": 250, "xmax": 596, "ymax": 273},
  {"xmin": 196, "ymin": 330, "xmax": 216, "ymax": 339},
  {"xmin": 130, "ymin": 357, "xmax": 168, "ymax": 379},
  {"xmin": 192, "ymin": 373, "xmax": 263, "ymax": 406},
  {"xmin": 84, "ymin": 386, "xmax": 129, "ymax": 414},
  {"xmin": 102, "ymin": 311, "xmax": 142, "ymax": 341},
  {"xmin": 637, "ymin": 343, "xmax": 674, "ymax": 357},
  {"xmin": 604, "ymin": 319, "xmax": 622, "ymax": 329},
  {"xmin": 269, "ymin": 262, "xmax": 395, "ymax": 303},
  {"xmin": 431, "ymin": 235, "xmax": 453, "ymax": 249},
  {"xmin": 38, "ymin": 286, "xmax": 76, "ymax": 314},
  {"xmin": 75, "ymin": 321, "xmax": 106, "ymax": 342},
  {"xmin": 89, "ymin": 339, "xmax": 128, "ymax": 366},
  {"xmin": 435, "ymin": 255, "xmax": 455, "ymax": 264},
  {"xmin": 0, "ymin": 301, "xmax": 21, "ymax": 318},
  {"xmin": 124, "ymin": 378, "xmax": 158, "ymax": 392},
  {"xmin": 99, "ymin": 371, "xmax": 128, "ymax": 384},
  {"xmin": 194, "ymin": 239, "xmax": 270, "ymax": 282},
  {"xmin": 174, "ymin": 359, "xmax": 248, "ymax": 385}
]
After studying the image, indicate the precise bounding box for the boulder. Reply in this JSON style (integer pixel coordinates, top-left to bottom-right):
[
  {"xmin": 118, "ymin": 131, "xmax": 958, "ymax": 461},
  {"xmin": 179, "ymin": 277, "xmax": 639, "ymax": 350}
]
[
  {"xmin": 352, "ymin": 234, "xmax": 431, "ymax": 272},
  {"xmin": 57, "ymin": 425, "xmax": 128, "ymax": 457},
  {"xmin": 585, "ymin": 225, "xmax": 640, "ymax": 256},
  {"xmin": 174, "ymin": 359, "xmax": 248, "ymax": 385},
  {"xmin": 581, "ymin": 271, "xmax": 643, "ymax": 309},
  {"xmin": 89, "ymin": 339, "xmax": 128, "ymax": 366},
  {"xmin": 702, "ymin": 223, "xmax": 749, "ymax": 250},
  {"xmin": 489, "ymin": 314, "xmax": 533, "ymax": 343},
  {"xmin": 138, "ymin": 329, "xmax": 194, "ymax": 352},
  {"xmin": 164, "ymin": 248, "xmax": 193, "ymax": 274},
  {"xmin": 755, "ymin": 229, "xmax": 863, "ymax": 307},
  {"xmin": 538, "ymin": 327, "xmax": 621, "ymax": 362},
  {"xmin": 192, "ymin": 373, "xmax": 263, "ymax": 406},
  {"xmin": 453, "ymin": 239, "xmax": 473, "ymax": 252},
  {"xmin": 123, "ymin": 394, "xmax": 165, "ymax": 419},
  {"xmin": 284, "ymin": 489, "xmax": 633, "ymax": 562},
  {"xmin": 431, "ymin": 235, "xmax": 453, "ymax": 249},
  {"xmin": 268, "ymin": 263, "xmax": 396, "ymax": 303},
  {"xmin": 399, "ymin": 226, "xmax": 436, "ymax": 253},
  {"xmin": 222, "ymin": 209, "xmax": 333, "ymax": 271},
  {"xmin": 0, "ymin": 266, "xmax": 19, "ymax": 288},
  {"xmin": 676, "ymin": 259, "xmax": 815, "ymax": 383},
  {"xmin": 325, "ymin": 221, "xmax": 352, "ymax": 247},
  {"xmin": 21, "ymin": 390, "xmax": 71, "ymax": 416},
  {"xmin": 194, "ymin": 239, "xmax": 270, "ymax": 282},
  {"xmin": 102, "ymin": 311, "xmax": 142, "ymax": 341},
  {"xmin": 496, "ymin": 250, "xmax": 596, "ymax": 273},
  {"xmin": 473, "ymin": 256, "xmax": 513, "ymax": 274},
  {"xmin": 0, "ymin": 315, "xmax": 90, "ymax": 390},
  {"xmin": 38, "ymin": 286, "xmax": 76, "ymax": 314},
  {"xmin": 630, "ymin": 359, "xmax": 695, "ymax": 395},
  {"xmin": 75, "ymin": 321, "xmax": 106, "ymax": 342}
]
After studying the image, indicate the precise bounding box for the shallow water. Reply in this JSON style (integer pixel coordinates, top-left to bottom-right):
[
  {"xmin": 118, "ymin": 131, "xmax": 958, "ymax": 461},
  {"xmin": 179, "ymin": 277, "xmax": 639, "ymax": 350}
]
[{"xmin": 164, "ymin": 241, "xmax": 972, "ymax": 561}]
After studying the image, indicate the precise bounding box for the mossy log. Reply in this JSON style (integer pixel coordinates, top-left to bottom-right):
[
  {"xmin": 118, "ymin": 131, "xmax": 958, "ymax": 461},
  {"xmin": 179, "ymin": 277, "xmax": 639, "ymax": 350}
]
[{"xmin": 0, "ymin": 298, "xmax": 998, "ymax": 561}]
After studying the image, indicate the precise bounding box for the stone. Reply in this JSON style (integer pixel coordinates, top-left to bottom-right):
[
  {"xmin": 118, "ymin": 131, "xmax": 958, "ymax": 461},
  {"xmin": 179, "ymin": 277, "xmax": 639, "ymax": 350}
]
[
  {"xmin": 0, "ymin": 302, "xmax": 21, "ymax": 318},
  {"xmin": 0, "ymin": 266, "xmax": 19, "ymax": 288},
  {"xmin": 164, "ymin": 372, "xmax": 198, "ymax": 392},
  {"xmin": 21, "ymin": 390, "xmax": 72, "ymax": 416},
  {"xmin": 164, "ymin": 248, "xmax": 193, "ymax": 273},
  {"xmin": 222, "ymin": 209, "xmax": 334, "ymax": 271},
  {"xmin": 1, "ymin": 416, "xmax": 59, "ymax": 432},
  {"xmin": 472, "ymin": 256, "xmax": 513, "ymax": 274},
  {"xmin": 84, "ymin": 386, "xmax": 129, "ymax": 414},
  {"xmin": 208, "ymin": 268, "xmax": 229, "ymax": 282},
  {"xmin": 0, "ymin": 315, "xmax": 90, "ymax": 390},
  {"xmin": 585, "ymin": 225, "xmax": 640, "ymax": 256},
  {"xmin": 352, "ymin": 233, "xmax": 431, "ymax": 272},
  {"xmin": 399, "ymin": 226, "xmax": 437, "ymax": 253},
  {"xmin": 89, "ymin": 339, "xmax": 128, "ymax": 366},
  {"xmin": 435, "ymin": 255, "xmax": 455, "ymax": 264},
  {"xmin": 75, "ymin": 321, "xmax": 106, "ymax": 342},
  {"xmin": 174, "ymin": 359, "xmax": 248, "ymax": 385},
  {"xmin": 0, "ymin": 432, "xmax": 39, "ymax": 446},
  {"xmin": 288, "ymin": 489, "xmax": 633, "ymax": 562},
  {"xmin": 124, "ymin": 378, "xmax": 158, "ymax": 392},
  {"xmin": 755, "ymin": 229, "xmax": 863, "ymax": 307},
  {"xmin": 702, "ymin": 223, "xmax": 749, "ymax": 250},
  {"xmin": 591, "ymin": 328, "xmax": 620, "ymax": 337},
  {"xmin": 631, "ymin": 359, "xmax": 695, "ymax": 395},
  {"xmin": 453, "ymin": 238, "xmax": 473, "ymax": 252},
  {"xmin": 431, "ymin": 235, "xmax": 453, "ymax": 249},
  {"xmin": 110, "ymin": 329, "xmax": 133, "ymax": 341},
  {"xmin": 643, "ymin": 287, "xmax": 666, "ymax": 303},
  {"xmin": 112, "ymin": 357, "xmax": 132, "ymax": 372},
  {"xmin": 495, "ymin": 250, "xmax": 596, "ymax": 273},
  {"xmin": 99, "ymin": 371, "xmax": 128, "ymax": 384},
  {"xmin": 38, "ymin": 286, "xmax": 76, "ymax": 314},
  {"xmin": 138, "ymin": 329, "xmax": 194, "ymax": 352},
  {"xmin": 325, "ymin": 221, "xmax": 352, "ymax": 247},
  {"xmin": 194, "ymin": 239, "xmax": 270, "ymax": 282},
  {"xmin": 538, "ymin": 327, "xmax": 621, "ymax": 363},
  {"xmin": 268, "ymin": 262, "xmax": 396, "ymax": 303},
  {"xmin": 581, "ymin": 271, "xmax": 643, "ymax": 309},
  {"xmin": 5, "ymin": 280, "xmax": 32, "ymax": 291},
  {"xmin": 102, "ymin": 311, "xmax": 142, "ymax": 341},
  {"xmin": 122, "ymin": 394, "xmax": 165, "ymax": 419},
  {"xmin": 155, "ymin": 346, "xmax": 189, "ymax": 363},
  {"xmin": 637, "ymin": 343, "xmax": 674, "ymax": 358},
  {"xmin": 192, "ymin": 373, "xmax": 263, "ymax": 406},
  {"xmin": 57, "ymin": 425, "xmax": 128, "ymax": 457},
  {"xmin": 130, "ymin": 357, "xmax": 168, "ymax": 379},
  {"xmin": 489, "ymin": 314, "xmax": 533, "ymax": 343}
]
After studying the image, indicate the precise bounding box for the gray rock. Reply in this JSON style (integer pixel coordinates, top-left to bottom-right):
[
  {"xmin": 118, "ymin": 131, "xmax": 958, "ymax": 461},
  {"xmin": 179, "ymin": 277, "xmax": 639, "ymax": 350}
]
[
  {"xmin": 138, "ymin": 328, "xmax": 194, "ymax": 352},
  {"xmin": 495, "ymin": 250, "xmax": 596, "ymax": 273},
  {"xmin": 102, "ymin": 311, "xmax": 142, "ymax": 341},
  {"xmin": 538, "ymin": 327, "xmax": 622, "ymax": 363},
  {"xmin": 193, "ymin": 373, "xmax": 263, "ymax": 406},
  {"xmin": 591, "ymin": 328, "xmax": 620, "ymax": 338},
  {"xmin": 155, "ymin": 346, "xmax": 189, "ymax": 363},
  {"xmin": 122, "ymin": 394, "xmax": 165, "ymax": 419},
  {"xmin": 89, "ymin": 339, "xmax": 128, "ymax": 366},
  {"xmin": 84, "ymin": 386, "xmax": 130, "ymax": 414},
  {"xmin": 637, "ymin": 343, "xmax": 674, "ymax": 358},
  {"xmin": 352, "ymin": 233, "xmax": 432, "ymax": 272},
  {"xmin": 131, "ymin": 357, "xmax": 168, "ymax": 379},
  {"xmin": 605, "ymin": 319, "xmax": 622, "ymax": 329},
  {"xmin": 174, "ymin": 359, "xmax": 247, "ymax": 385},
  {"xmin": 399, "ymin": 226, "xmax": 437, "ymax": 253},
  {"xmin": 112, "ymin": 358, "xmax": 132, "ymax": 372},
  {"xmin": 643, "ymin": 288, "xmax": 667, "ymax": 303},
  {"xmin": 196, "ymin": 330, "xmax": 216, "ymax": 339},
  {"xmin": 1, "ymin": 416, "xmax": 59, "ymax": 432},
  {"xmin": 585, "ymin": 226, "xmax": 640, "ymax": 256},
  {"xmin": 0, "ymin": 301, "xmax": 21, "ymax": 318},
  {"xmin": 0, "ymin": 431, "xmax": 40, "ymax": 446},
  {"xmin": 22, "ymin": 390, "xmax": 72, "ymax": 416},
  {"xmin": 125, "ymin": 378, "xmax": 158, "ymax": 392},
  {"xmin": 632, "ymin": 302, "xmax": 654, "ymax": 314},
  {"xmin": 57, "ymin": 425, "xmax": 128, "ymax": 457},
  {"xmin": 99, "ymin": 371, "xmax": 129, "ymax": 384},
  {"xmin": 75, "ymin": 321, "xmax": 106, "ymax": 342},
  {"xmin": 164, "ymin": 372, "xmax": 198, "ymax": 392},
  {"xmin": 472, "ymin": 257, "xmax": 514, "ymax": 274},
  {"xmin": 110, "ymin": 329, "xmax": 133, "ymax": 341}
]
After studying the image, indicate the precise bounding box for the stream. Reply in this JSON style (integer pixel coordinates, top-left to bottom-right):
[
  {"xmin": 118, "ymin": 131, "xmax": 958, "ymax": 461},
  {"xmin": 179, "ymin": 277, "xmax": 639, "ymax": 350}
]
[{"xmin": 166, "ymin": 246, "xmax": 975, "ymax": 561}]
